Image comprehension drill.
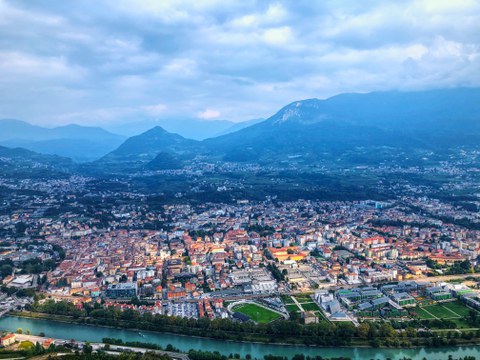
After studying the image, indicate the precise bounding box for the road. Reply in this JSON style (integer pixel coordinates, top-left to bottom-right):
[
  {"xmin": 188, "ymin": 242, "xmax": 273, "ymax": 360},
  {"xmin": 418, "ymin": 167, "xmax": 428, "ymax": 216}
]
[
  {"xmin": 14, "ymin": 334, "xmax": 189, "ymax": 360},
  {"xmin": 416, "ymin": 273, "xmax": 480, "ymax": 283}
]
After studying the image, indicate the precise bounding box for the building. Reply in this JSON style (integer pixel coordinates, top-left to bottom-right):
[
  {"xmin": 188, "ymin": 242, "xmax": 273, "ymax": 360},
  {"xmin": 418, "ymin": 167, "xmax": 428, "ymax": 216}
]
[
  {"xmin": 0, "ymin": 333, "xmax": 16, "ymax": 347},
  {"xmin": 426, "ymin": 286, "xmax": 452, "ymax": 301},
  {"xmin": 303, "ymin": 311, "xmax": 319, "ymax": 324},
  {"xmin": 43, "ymin": 338, "xmax": 55, "ymax": 349},
  {"xmin": 105, "ymin": 282, "xmax": 138, "ymax": 299},
  {"xmin": 390, "ymin": 292, "xmax": 416, "ymax": 307},
  {"xmin": 8, "ymin": 275, "xmax": 34, "ymax": 288}
]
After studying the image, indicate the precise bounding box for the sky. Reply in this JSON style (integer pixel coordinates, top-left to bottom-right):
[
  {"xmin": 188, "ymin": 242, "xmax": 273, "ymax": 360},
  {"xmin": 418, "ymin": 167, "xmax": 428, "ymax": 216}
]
[{"xmin": 0, "ymin": 0, "xmax": 479, "ymax": 128}]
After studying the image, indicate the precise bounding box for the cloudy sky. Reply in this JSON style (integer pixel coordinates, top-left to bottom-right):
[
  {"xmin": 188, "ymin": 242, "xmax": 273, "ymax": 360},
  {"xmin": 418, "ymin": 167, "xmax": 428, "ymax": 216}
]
[{"xmin": 1, "ymin": 0, "xmax": 479, "ymax": 128}]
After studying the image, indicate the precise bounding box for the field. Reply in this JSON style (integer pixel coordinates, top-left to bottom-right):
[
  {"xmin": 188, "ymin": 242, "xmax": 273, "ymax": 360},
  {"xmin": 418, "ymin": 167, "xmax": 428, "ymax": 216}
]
[
  {"xmin": 414, "ymin": 301, "xmax": 477, "ymax": 328},
  {"xmin": 17, "ymin": 341, "xmax": 34, "ymax": 350},
  {"xmin": 285, "ymin": 304, "xmax": 300, "ymax": 312},
  {"xmin": 282, "ymin": 295, "xmax": 329, "ymax": 321},
  {"xmin": 301, "ymin": 302, "xmax": 320, "ymax": 311},
  {"xmin": 232, "ymin": 303, "xmax": 282, "ymax": 323}
]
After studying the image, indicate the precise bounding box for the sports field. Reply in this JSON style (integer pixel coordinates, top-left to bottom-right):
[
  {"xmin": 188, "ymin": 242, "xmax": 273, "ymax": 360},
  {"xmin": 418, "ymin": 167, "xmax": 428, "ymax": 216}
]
[
  {"xmin": 282, "ymin": 295, "xmax": 328, "ymax": 321},
  {"xmin": 414, "ymin": 301, "xmax": 477, "ymax": 328},
  {"xmin": 232, "ymin": 303, "xmax": 282, "ymax": 323}
]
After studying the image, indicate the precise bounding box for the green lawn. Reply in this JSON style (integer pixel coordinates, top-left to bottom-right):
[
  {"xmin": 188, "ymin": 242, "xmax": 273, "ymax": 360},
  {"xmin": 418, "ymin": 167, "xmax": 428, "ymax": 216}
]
[
  {"xmin": 301, "ymin": 302, "xmax": 320, "ymax": 311},
  {"xmin": 442, "ymin": 301, "xmax": 473, "ymax": 317},
  {"xmin": 416, "ymin": 307, "xmax": 436, "ymax": 319},
  {"xmin": 423, "ymin": 304, "xmax": 458, "ymax": 319},
  {"xmin": 232, "ymin": 303, "xmax": 282, "ymax": 323},
  {"xmin": 294, "ymin": 295, "xmax": 312, "ymax": 303},
  {"xmin": 415, "ymin": 301, "xmax": 478, "ymax": 323},
  {"xmin": 17, "ymin": 341, "xmax": 35, "ymax": 350},
  {"xmin": 285, "ymin": 303, "xmax": 300, "ymax": 313},
  {"xmin": 281, "ymin": 295, "xmax": 295, "ymax": 304}
]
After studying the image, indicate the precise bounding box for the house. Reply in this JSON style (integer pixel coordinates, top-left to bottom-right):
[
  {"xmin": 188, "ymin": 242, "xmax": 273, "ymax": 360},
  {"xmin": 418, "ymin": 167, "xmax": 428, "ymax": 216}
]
[
  {"xmin": 0, "ymin": 333, "xmax": 16, "ymax": 347},
  {"xmin": 43, "ymin": 338, "xmax": 55, "ymax": 349},
  {"xmin": 303, "ymin": 311, "xmax": 319, "ymax": 324}
]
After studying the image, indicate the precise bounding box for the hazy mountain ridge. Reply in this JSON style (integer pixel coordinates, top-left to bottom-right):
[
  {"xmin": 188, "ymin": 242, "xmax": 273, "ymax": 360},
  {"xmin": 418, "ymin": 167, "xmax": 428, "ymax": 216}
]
[
  {"xmin": 96, "ymin": 126, "xmax": 199, "ymax": 171},
  {"xmin": 0, "ymin": 144, "xmax": 75, "ymax": 178},
  {"xmin": 107, "ymin": 117, "xmax": 263, "ymax": 140},
  {"xmin": 2, "ymin": 88, "xmax": 480, "ymax": 172},
  {"xmin": 0, "ymin": 119, "xmax": 126, "ymax": 162},
  {"xmin": 202, "ymin": 88, "xmax": 480, "ymax": 162}
]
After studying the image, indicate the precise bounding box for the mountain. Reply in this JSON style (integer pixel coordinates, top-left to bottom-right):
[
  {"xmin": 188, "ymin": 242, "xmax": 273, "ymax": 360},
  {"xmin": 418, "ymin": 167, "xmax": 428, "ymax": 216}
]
[
  {"xmin": 0, "ymin": 119, "xmax": 126, "ymax": 162},
  {"xmin": 215, "ymin": 118, "xmax": 265, "ymax": 136},
  {"xmin": 107, "ymin": 118, "xmax": 265, "ymax": 140},
  {"xmin": 107, "ymin": 118, "xmax": 235, "ymax": 140},
  {"xmin": 97, "ymin": 126, "xmax": 198, "ymax": 171},
  {"xmin": 204, "ymin": 88, "xmax": 480, "ymax": 163},
  {"xmin": 0, "ymin": 145, "xmax": 74, "ymax": 178},
  {"xmin": 94, "ymin": 87, "xmax": 480, "ymax": 172},
  {"xmin": 154, "ymin": 118, "xmax": 234, "ymax": 140}
]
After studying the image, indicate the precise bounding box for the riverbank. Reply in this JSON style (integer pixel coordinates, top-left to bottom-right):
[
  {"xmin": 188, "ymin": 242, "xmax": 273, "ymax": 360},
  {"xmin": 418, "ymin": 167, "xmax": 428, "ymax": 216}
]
[
  {"xmin": 10, "ymin": 310, "xmax": 370, "ymax": 347},
  {"xmin": 7, "ymin": 311, "xmax": 480, "ymax": 349},
  {"xmin": 3, "ymin": 315, "xmax": 480, "ymax": 360}
]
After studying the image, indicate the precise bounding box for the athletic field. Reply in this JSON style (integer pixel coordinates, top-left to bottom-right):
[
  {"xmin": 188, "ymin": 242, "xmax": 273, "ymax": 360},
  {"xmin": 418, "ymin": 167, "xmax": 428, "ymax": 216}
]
[{"xmin": 232, "ymin": 303, "xmax": 282, "ymax": 323}]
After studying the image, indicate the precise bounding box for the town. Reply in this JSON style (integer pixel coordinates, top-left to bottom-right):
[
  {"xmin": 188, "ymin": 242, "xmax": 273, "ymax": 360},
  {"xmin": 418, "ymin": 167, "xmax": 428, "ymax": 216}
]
[{"xmin": 1, "ymin": 162, "xmax": 480, "ymax": 331}]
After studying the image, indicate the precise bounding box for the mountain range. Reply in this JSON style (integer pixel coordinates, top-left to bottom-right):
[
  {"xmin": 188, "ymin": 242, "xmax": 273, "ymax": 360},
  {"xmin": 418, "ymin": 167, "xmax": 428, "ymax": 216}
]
[
  {"xmin": 98, "ymin": 87, "xmax": 480, "ymax": 170},
  {"xmin": 0, "ymin": 120, "xmax": 126, "ymax": 162},
  {"xmin": 106, "ymin": 118, "xmax": 264, "ymax": 140},
  {"xmin": 2, "ymin": 87, "xmax": 480, "ymax": 172}
]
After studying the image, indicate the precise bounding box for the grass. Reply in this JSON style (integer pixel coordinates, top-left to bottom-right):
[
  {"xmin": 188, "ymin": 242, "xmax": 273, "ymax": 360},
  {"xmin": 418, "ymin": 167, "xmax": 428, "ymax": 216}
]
[
  {"xmin": 18, "ymin": 341, "xmax": 35, "ymax": 350},
  {"xmin": 416, "ymin": 307, "xmax": 436, "ymax": 319},
  {"xmin": 301, "ymin": 302, "xmax": 320, "ymax": 311},
  {"xmin": 281, "ymin": 295, "xmax": 295, "ymax": 304},
  {"xmin": 293, "ymin": 295, "xmax": 312, "ymax": 303},
  {"xmin": 232, "ymin": 303, "xmax": 282, "ymax": 324},
  {"xmin": 0, "ymin": 354, "xmax": 24, "ymax": 359},
  {"xmin": 443, "ymin": 301, "xmax": 473, "ymax": 316},
  {"xmin": 414, "ymin": 301, "xmax": 479, "ymax": 329},
  {"xmin": 423, "ymin": 304, "xmax": 458, "ymax": 319},
  {"xmin": 285, "ymin": 304, "xmax": 300, "ymax": 313}
]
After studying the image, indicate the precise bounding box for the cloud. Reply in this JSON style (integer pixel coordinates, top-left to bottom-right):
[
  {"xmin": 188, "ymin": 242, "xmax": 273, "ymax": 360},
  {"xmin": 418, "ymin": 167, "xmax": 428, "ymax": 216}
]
[
  {"xmin": 198, "ymin": 109, "xmax": 220, "ymax": 119},
  {"xmin": 143, "ymin": 103, "xmax": 168, "ymax": 115},
  {"xmin": 0, "ymin": 0, "xmax": 479, "ymax": 127}
]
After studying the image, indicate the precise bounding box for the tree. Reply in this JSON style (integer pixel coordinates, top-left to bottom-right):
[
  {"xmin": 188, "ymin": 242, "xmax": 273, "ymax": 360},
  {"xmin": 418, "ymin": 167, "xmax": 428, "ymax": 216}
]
[
  {"xmin": 357, "ymin": 322, "xmax": 370, "ymax": 338},
  {"xmin": 15, "ymin": 221, "xmax": 27, "ymax": 235},
  {"xmin": 84, "ymin": 342, "xmax": 93, "ymax": 354},
  {"xmin": 0, "ymin": 264, "xmax": 13, "ymax": 277}
]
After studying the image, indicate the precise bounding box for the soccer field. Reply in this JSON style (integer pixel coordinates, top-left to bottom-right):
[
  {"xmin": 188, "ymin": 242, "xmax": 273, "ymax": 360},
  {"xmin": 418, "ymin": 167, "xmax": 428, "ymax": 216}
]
[
  {"xmin": 416, "ymin": 301, "xmax": 476, "ymax": 320},
  {"xmin": 232, "ymin": 303, "xmax": 282, "ymax": 323}
]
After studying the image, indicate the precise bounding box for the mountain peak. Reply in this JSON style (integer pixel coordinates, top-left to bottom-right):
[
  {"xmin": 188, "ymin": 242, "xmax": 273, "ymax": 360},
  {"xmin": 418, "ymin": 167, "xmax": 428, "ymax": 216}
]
[{"xmin": 270, "ymin": 98, "xmax": 327, "ymax": 125}]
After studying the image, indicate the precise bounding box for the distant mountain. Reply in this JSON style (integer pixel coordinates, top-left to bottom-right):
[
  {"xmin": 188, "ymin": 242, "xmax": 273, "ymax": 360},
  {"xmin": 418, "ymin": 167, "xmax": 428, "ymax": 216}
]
[
  {"xmin": 204, "ymin": 88, "xmax": 480, "ymax": 163},
  {"xmin": 97, "ymin": 126, "xmax": 198, "ymax": 171},
  {"xmin": 107, "ymin": 118, "xmax": 265, "ymax": 140},
  {"xmin": 0, "ymin": 119, "xmax": 126, "ymax": 162},
  {"xmin": 146, "ymin": 152, "xmax": 183, "ymax": 170},
  {"xmin": 94, "ymin": 88, "xmax": 480, "ymax": 172},
  {"xmin": 154, "ymin": 118, "xmax": 234, "ymax": 140},
  {"xmin": 107, "ymin": 118, "xmax": 235, "ymax": 140},
  {"xmin": 215, "ymin": 118, "xmax": 265, "ymax": 136},
  {"xmin": 0, "ymin": 145, "xmax": 74, "ymax": 178}
]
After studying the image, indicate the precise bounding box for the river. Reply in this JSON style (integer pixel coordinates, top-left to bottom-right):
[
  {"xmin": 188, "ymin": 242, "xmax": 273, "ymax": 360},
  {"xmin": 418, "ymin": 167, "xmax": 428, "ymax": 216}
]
[{"xmin": 1, "ymin": 316, "xmax": 479, "ymax": 359}]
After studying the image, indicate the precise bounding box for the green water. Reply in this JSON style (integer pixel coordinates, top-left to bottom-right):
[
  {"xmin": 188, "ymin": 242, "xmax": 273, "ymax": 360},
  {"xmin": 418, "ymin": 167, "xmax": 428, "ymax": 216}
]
[{"xmin": 1, "ymin": 316, "xmax": 479, "ymax": 359}]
